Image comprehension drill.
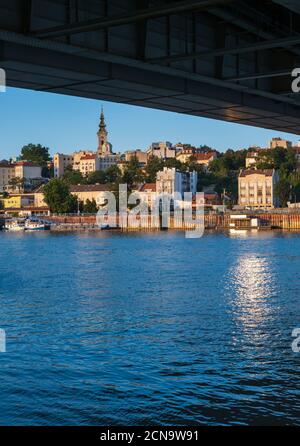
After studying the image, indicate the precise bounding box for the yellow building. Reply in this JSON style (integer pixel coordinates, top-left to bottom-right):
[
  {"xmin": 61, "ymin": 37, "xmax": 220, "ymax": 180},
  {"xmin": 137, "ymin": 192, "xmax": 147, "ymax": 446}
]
[
  {"xmin": 3, "ymin": 194, "xmax": 36, "ymax": 209},
  {"xmin": 238, "ymin": 169, "xmax": 279, "ymax": 209},
  {"xmin": 3, "ymin": 195, "xmax": 22, "ymax": 209},
  {"xmin": 176, "ymin": 150, "xmax": 217, "ymax": 168},
  {"xmin": 76, "ymin": 154, "xmax": 100, "ymax": 177}
]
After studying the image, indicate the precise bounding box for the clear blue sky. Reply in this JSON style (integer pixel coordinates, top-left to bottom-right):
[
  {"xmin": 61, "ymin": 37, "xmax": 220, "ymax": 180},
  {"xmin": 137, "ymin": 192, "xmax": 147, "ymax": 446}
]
[{"xmin": 0, "ymin": 87, "xmax": 299, "ymax": 160}]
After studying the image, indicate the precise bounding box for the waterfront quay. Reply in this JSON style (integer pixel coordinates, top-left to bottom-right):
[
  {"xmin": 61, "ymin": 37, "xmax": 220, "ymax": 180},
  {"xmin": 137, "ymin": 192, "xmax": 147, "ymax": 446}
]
[{"xmin": 41, "ymin": 211, "xmax": 300, "ymax": 232}]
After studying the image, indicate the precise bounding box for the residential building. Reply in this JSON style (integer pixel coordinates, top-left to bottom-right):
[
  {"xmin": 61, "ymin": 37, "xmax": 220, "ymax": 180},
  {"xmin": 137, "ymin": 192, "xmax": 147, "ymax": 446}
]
[
  {"xmin": 246, "ymin": 151, "xmax": 259, "ymax": 168},
  {"xmin": 269, "ymin": 137, "xmax": 292, "ymax": 149},
  {"xmin": 3, "ymin": 194, "xmax": 34, "ymax": 209},
  {"xmin": 192, "ymin": 152, "xmax": 217, "ymax": 170},
  {"xmin": 238, "ymin": 169, "xmax": 279, "ymax": 209},
  {"xmin": 75, "ymin": 154, "xmax": 100, "ymax": 177},
  {"xmin": 176, "ymin": 147, "xmax": 217, "ymax": 168},
  {"xmin": 1, "ymin": 161, "xmax": 43, "ymax": 193},
  {"xmin": 176, "ymin": 147, "xmax": 196, "ymax": 163},
  {"xmin": 99, "ymin": 154, "xmax": 120, "ymax": 170},
  {"xmin": 147, "ymin": 141, "xmax": 176, "ymax": 160},
  {"xmin": 156, "ymin": 167, "xmax": 198, "ymax": 197},
  {"xmin": 0, "ymin": 162, "xmax": 15, "ymax": 192},
  {"xmin": 136, "ymin": 183, "xmax": 157, "ymax": 209},
  {"xmin": 53, "ymin": 153, "xmax": 74, "ymax": 177},
  {"xmin": 0, "ymin": 192, "xmax": 49, "ymax": 216},
  {"xmin": 14, "ymin": 161, "xmax": 42, "ymax": 181},
  {"xmin": 69, "ymin": 184, "xmax": 113, "ymax": 207},
  {"xmin": 125, "ymin": 150, "xmax": 148, "ymax": 165}
]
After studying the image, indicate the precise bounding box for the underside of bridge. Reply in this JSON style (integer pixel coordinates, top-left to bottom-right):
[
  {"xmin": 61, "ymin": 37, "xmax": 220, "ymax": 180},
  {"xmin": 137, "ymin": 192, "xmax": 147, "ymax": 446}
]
[{"xmin": 1, "ymin": 0, "xmax": 300, "ymax": 133}]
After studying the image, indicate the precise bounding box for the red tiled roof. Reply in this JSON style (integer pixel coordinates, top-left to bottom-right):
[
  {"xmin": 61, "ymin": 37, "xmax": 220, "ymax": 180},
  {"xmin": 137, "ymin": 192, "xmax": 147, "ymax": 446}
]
[
  {"xmin": 239, "ymin": 169, "xmax": 274, "ymax": 177},
  {"xmin": 70, "ymin": 184, "xmax": 113, "ymax": 192},
  {"xmin": 139, "ymin": 183, "xmax": 156, "ymax": 192},
  {"xmin": 80, "ymin": 155, "xmax": 96, "ymax": 160},
  {"xmin": 193, "ymin": 152, "xmax": 215, "ymax": 161},
  {"xmin": 14, "ymin": 161, "xmax": 40, "ymax": 167}
]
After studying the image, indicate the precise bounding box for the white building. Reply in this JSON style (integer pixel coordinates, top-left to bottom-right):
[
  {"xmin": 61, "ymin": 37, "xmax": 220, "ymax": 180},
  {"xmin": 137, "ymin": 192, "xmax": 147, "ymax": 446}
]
[
  {"xmin": 156, "ymin": 167, "xmax": 198, "ymax": 197},
  {"xmin": 14, "ymin": 162, "xmax": 42, "ymax": 180},
  {"xmin": 53, "ymin": 153, "xmax": 74, "ymax": 177},
  {"xmin": 1, "ymin": 161, "xmax": 43, "ymax": 192},
  {"xmin": 136, "ymin": 183, "xmax": 157, "ymax": 209},
  {"xmin": 99, "ymin": 154, "xmax": 120, "ymax": 170}
]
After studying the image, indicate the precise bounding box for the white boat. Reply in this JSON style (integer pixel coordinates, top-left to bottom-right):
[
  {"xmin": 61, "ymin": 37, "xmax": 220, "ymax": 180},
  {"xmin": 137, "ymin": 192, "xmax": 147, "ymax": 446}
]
[
  {"xmin": 5, "ymin": 219, "xmax": 25, "ymax": 232},
  {"xmin": 25, "ymin": 220, "xmax": 50, "ymax": 231}
]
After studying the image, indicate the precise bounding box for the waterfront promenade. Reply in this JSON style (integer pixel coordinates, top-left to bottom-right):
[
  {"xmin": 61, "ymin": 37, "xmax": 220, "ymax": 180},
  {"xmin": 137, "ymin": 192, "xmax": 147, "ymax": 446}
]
[{"xmin": 44, "ymin": 212, "xmax": 300, "ymax": 231}]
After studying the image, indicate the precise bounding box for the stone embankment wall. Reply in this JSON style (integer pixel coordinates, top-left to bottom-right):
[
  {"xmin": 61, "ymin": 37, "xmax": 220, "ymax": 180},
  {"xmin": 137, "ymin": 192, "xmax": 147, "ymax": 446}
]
[{"xmin": 46, "ymin": 213, "xmax": 300, "ymax": 230}]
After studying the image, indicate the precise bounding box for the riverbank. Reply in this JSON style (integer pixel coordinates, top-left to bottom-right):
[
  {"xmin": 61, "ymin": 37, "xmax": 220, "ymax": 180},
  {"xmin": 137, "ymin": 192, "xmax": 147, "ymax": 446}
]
[{"xmin": 46, "ymin": 212, "xmax": 300, "ymax": 231}]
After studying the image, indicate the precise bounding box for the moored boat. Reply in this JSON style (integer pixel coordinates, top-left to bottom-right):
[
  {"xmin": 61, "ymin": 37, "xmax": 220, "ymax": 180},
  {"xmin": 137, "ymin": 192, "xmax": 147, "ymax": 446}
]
[
  {"xmin": 5, "ymin": 219, "xmax": 25, "ymax": 232},
  {"xmin": 25, "ymin": 220, "xmax": 50, "ymax": 231}
]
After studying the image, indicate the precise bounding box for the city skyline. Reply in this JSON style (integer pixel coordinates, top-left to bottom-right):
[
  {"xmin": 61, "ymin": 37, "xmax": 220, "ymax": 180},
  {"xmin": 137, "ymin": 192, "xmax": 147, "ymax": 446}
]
[{"xmin": 1, "ymin": 87, "xmax": 300, "ymax": 160}]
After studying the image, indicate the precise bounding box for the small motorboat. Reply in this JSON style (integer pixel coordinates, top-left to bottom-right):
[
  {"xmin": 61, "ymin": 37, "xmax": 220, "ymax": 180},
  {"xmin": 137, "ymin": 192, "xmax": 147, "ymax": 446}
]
[
  {"xmin": 25, "ymin": 219, "xmax": 50, "ymax": 231},
  {"xmin": 5, "ymin": 219, "xmax": 25, "ymax": 232}
]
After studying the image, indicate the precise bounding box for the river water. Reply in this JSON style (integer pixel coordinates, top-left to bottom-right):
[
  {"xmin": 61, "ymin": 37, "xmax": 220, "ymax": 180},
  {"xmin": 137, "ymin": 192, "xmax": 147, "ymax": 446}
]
[{"xmin": 0, "ymin": 231, "xmax": 299, "ymax": 425}]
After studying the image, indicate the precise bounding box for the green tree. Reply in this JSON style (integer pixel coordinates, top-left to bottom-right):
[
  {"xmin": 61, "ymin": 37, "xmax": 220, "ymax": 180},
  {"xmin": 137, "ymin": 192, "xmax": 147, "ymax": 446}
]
[
  {"xmin": 105, "ymin": 165, "xmax": 122, "ymax": 183},
  {"xmin": 43, "ymin": 179, "xmax": 77, "ymax": 213},
  {"xmin": 63, "ymin": 166, "xmax": 86, "ymax": 185},
  {"xmin": 164, "ymin": 158, "xmax": 183, "ymax": 170},
  {"xmin": 275, "ymin": 178, "xmax": 291, "ymax": 207},
  {"xmin": 122, "ymin": 156, "xmax": 143, "ymax": 188},
  {"xmin": 145, "ymin": 155, "xmax": 164, "ymax": 182},
  {"xmin": 87, "ymin": 170, "xmax": 106, "ymax": 184},
  {"xmin": 20, "ymin": 143, "xmax": 51, "ymax": 166},
  {"xmin": 83, "ymin": 198, "xmax": 98, "ymax": 214}
]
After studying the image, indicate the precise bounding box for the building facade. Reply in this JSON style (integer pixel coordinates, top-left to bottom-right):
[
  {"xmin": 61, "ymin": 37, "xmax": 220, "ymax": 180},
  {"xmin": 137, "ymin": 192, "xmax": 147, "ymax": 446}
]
[
  {"xmin": 147, "ymin": 142, "xmax": 176, "ymax": 160},
  {"xmin": 14, "ymin": 162, "xmax": 42, "ymax": 181},
  {"xmin": 238, "ymin": 169, "xmax": 279, "ymax": 209},
  {"xmin": 269, "ymin": 137, "xmax": 292, "ymax": 149},
  {"xmin": 0, "ymin": 161, "xmax": 42, "ymax": 193},
  {"xmin": 53, "ymin": 153, "xmax": 74, "ymax": 177},
  {"xmin": 69, "ymin": 184, "xmax": 113, "ymax": 207},
  {"xmin": 0, "ymin": 163, "xmax": 15, "ymax": 192},
  {"xmin": 124, "ymin": 150, "xmax": 148, "ymax": 165},
  {"xmin": 136, "ymin": 183, "xmax": 157, "ymax": 209},
  {"xmin": 156, "ymin": 167, "xmax": 198, "ymax": 197}
]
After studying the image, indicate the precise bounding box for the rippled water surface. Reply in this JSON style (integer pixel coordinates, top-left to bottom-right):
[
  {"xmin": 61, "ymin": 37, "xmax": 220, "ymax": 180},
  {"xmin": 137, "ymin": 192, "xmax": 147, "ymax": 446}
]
[{"xmin": 0, "ymin": 231, "xmax": 299, "ymax": 425}]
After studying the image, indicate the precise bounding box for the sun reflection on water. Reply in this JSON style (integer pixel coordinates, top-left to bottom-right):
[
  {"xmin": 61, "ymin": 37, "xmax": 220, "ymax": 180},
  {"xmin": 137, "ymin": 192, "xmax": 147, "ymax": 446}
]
[{"xmin": 227, "ymin": 254, "xmax": 278, "ymax": 334}]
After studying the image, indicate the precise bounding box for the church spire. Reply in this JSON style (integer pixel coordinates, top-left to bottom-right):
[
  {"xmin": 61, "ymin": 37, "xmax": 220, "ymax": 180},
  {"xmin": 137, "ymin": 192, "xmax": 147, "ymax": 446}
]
[
  {"xmin": 97, "ymin": 107, "xmax": 111, "ymax": 156},
  {"xmin": 99, "ymin": 107, "xmax": 106, "ymax": 133}
]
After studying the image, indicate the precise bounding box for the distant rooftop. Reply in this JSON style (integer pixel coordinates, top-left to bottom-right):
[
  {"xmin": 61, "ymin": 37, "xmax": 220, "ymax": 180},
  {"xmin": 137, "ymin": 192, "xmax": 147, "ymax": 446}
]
[
  {"xmin": 239, "ymin": 169, "xmax": 274, "ymax": 177},
  {"xmin": 70, "ymin": 184, "xmax": 113, "ymax": 192}
]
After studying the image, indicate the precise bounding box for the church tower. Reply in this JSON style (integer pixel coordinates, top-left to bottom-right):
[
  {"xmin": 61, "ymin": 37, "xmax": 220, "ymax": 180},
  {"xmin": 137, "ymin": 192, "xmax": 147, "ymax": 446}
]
[{"xmin": 97, "ymin": 108, "xmax": 111, "ymax": 156}]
